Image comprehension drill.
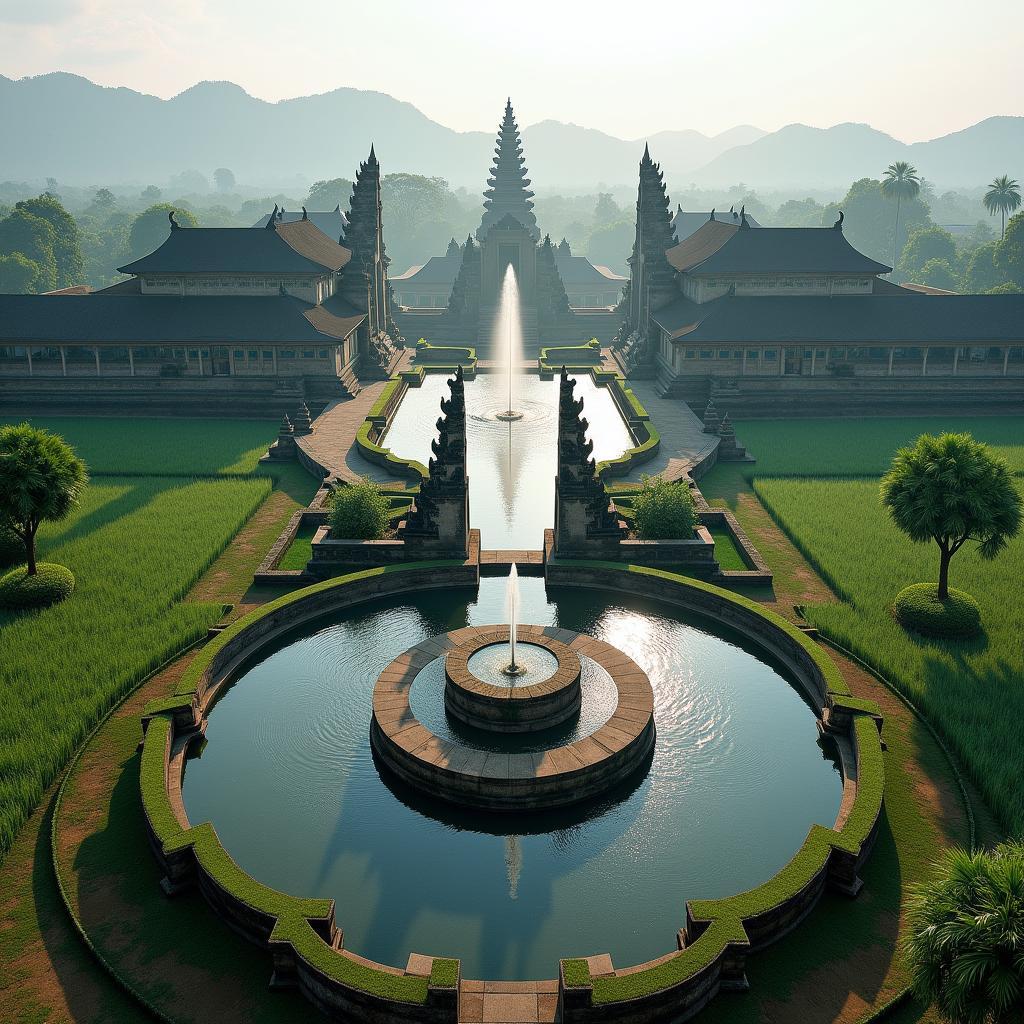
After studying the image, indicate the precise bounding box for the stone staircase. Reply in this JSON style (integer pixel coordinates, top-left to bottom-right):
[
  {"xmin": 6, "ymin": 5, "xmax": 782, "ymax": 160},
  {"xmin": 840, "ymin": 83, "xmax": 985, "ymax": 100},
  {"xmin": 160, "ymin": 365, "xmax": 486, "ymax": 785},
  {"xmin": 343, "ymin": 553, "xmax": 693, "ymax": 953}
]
[{"xmin": 479, "ymin": 306, "xmax": 540, "ymax": 354}]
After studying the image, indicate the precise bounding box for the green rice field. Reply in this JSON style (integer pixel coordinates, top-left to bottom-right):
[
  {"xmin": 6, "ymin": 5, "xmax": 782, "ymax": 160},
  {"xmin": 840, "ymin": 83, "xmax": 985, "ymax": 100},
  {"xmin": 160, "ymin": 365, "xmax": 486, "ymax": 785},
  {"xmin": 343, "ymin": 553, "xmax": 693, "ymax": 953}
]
[
  {"xmin": 733, "ymin": 416, "xmax": 1024, "ymax": 477},
  {"xmin": 0, "ymin": 416, "xmax": 276, "ymax": 476},
  {"xmin": 755, "ymin": 476, "xmax": 1024, "ymax": 834}
]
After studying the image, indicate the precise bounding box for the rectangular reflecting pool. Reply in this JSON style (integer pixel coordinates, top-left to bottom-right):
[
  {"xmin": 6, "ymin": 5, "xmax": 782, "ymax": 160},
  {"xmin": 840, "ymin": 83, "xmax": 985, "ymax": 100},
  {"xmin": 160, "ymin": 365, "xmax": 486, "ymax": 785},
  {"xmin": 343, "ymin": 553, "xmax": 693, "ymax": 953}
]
[{"xmin": 383, "ymin": 373, "xmax": 634, "ymax": 549}]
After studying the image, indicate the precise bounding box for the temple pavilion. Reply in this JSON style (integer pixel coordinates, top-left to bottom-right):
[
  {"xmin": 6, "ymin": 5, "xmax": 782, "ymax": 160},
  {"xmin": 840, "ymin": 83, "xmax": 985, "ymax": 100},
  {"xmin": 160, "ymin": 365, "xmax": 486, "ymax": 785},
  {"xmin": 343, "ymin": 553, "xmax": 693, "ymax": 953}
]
[
  {"xmin": 0, "ymin": 148, "xmax": 402, "ymax": 413},
  {"xmin": 613, "ymin": 145, "xmax": 1024, "ymax": 413}
]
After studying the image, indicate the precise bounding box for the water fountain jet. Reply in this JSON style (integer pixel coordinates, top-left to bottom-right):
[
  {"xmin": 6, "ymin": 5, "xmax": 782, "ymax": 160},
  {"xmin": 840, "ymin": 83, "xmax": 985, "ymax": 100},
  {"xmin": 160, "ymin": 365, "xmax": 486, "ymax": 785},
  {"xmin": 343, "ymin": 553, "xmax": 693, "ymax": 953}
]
[
  {"xmin": 502, "ymin": 563, "xmax": 524, "ymax": 676},
  {"xmin": 495, "ymin": 264, "xmax": 524, "ymax": 422}
]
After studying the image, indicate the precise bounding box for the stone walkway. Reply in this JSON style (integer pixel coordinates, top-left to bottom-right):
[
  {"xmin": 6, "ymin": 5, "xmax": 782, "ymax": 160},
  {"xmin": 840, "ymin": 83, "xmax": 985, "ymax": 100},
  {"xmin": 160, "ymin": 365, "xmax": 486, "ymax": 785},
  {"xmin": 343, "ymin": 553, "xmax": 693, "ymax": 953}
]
[
  {"xmin": 295, "ymin": 355, "xmax": 413, "ymax": 487},
  {"xmin": 618, "ymin": 380, "xmax": 720, "ymax": 483},
  {"xmin": 459, "ymin": 980, "xmax": 558, "ymax": 1024}
]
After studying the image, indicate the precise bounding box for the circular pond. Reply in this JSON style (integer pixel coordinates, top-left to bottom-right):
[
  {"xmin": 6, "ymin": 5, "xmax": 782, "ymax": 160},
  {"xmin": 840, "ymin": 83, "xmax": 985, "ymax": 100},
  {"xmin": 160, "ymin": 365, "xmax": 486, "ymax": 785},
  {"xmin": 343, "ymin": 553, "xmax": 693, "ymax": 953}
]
[
  {"xmin": 181, "ymin": 577, "xmax": 842, "ymax": 980},
  {"xmin": 466, "ymin": 640, "xmax": 558, "ymax": 687}
]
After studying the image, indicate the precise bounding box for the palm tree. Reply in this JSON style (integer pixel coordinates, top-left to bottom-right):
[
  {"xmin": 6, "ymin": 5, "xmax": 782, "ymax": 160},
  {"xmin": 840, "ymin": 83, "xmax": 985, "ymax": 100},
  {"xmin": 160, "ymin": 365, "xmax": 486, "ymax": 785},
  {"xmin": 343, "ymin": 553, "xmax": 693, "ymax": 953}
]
[
  {"xmin": 905, "ymin": 839, "xmax": 1024, "ymax": 1023},
  {"xmin": 881, "ymin": 161, "xmax": 921, "ymax": 270},
  {"xmin": 983, "ymin": 175, "xmax": 1021, "ymax": 239}
]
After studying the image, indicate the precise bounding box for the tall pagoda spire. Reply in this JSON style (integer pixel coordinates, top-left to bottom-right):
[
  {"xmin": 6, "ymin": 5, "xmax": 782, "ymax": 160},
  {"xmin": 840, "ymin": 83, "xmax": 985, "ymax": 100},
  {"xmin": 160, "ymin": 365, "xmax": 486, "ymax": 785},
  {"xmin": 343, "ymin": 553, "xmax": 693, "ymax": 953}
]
[
  {"xmin": 623, "ymin": 144, "xmax": 677, "ymax": 340},
  {"xmin": 477, "ymin": 99, "xmax": 539, "ymax": 242}
]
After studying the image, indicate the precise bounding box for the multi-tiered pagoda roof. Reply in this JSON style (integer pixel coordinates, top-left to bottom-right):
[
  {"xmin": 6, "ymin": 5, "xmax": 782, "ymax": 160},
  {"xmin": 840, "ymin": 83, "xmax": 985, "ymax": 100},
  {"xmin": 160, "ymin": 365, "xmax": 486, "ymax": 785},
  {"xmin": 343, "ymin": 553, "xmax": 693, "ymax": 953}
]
[{"xmin": 477, "ymin": 99, "xmax": 539, "ymax": 242}]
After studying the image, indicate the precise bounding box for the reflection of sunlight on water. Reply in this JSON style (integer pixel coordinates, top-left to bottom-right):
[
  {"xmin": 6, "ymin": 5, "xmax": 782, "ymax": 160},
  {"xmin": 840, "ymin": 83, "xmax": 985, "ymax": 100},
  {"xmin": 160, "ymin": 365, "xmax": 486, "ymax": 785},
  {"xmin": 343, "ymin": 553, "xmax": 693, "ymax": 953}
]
[{"xmin": 505, "ymin": 836, "xmax": 522, "ymax": 899}]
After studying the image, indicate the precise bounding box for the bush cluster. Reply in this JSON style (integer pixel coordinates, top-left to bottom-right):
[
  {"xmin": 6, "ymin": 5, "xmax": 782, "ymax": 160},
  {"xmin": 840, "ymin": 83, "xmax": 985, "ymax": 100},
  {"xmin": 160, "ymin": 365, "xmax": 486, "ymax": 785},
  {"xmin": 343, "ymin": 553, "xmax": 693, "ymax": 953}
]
[
  {"xmin": 632, "ymin": 476, "xmax": 696, "ymax": 539},
  {"xmin": 893, "ymin": 583, "xmax": 982, "ymax": 639},
  {"xmin": 329, "ymin": 481, "xmax": 392, "ymax": 540},
  {"xmin": 0, "ymin": 562, "xmax": 75, "ymax": 610}
]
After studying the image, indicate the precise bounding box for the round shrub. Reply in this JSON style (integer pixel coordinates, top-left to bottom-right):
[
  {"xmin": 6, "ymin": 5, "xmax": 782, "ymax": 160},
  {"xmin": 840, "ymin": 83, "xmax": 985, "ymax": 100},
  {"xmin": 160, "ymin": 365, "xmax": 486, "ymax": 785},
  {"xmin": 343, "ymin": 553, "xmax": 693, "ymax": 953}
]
[
  {"xmin": 329, "ymin": 481, "xmax": 391, "ymax": 540},
  {"xmin": 0, "ymin": 563, "xmax": 76, "ymax": 611},
  {"xmin": 893, "ymin": 583, "xmax": 982, "ymax": 639},
  {"xmin": 0, "ymin": 524, "xmax": 23, "ymax": 569},
  {"xmin": 632, "ymin": 476, "xmax": 697, "ymax": 540}
]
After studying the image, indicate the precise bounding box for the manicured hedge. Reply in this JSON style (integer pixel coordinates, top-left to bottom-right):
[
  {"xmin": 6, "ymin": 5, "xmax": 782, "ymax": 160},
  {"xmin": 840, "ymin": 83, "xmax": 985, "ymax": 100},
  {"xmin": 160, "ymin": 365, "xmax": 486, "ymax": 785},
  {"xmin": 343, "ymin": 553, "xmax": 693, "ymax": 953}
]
[
  {"xmin": 893, "ymin": 583, "xmax": 982, "ymax": 639},
  {"xmin": 0, "ymin": 562, "xmax": 75, "ymax": 610},
  {"xmin": 548, "ymin": 563, "xmax": 885, "ymax": 1006},
  {"xmin": 140, "ymin": 564, "xmax": 469, "ymax": 1006},
  {"xmin": 429, "ymin": 957, "xmax": 460, "ymax": 988}
]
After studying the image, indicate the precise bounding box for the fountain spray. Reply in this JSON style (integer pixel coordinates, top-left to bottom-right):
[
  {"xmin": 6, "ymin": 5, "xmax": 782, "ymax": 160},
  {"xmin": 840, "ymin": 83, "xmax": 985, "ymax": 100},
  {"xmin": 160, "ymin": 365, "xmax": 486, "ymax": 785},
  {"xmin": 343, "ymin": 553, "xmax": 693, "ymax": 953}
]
[{"xmin": 506, "ymin": 562, "xmax": 519, "ymax": 674}]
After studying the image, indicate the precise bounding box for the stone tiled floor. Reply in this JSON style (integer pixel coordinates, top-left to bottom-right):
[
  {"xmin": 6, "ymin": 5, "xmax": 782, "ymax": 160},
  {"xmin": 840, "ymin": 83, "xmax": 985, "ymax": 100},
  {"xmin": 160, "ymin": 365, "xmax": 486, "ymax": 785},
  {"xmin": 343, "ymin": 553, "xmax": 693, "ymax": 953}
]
[
  {"xmin": 618, "ymin": 380, "xmax": 720, "ymax": 483},
  {"xmin": 459, "ymin": 980, "xmax": 559, "ymax": 1023}
]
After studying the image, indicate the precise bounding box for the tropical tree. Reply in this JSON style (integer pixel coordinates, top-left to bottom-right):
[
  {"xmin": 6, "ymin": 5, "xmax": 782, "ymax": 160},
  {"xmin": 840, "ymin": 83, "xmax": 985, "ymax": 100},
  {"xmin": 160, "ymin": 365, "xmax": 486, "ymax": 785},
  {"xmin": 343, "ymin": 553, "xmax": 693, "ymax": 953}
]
[
  {"xmin": 16, "ymin": 193, "xmax": 84, "ymax": 288},
  {"xmin": 127, "ymin": 203, "xmax": 198, "ymax": 262},
  {"xmin": 904, "ymin": 839, "xmax": 1024, "ymax": 1024},
  {"xmin": 881, "ymin": 433, "xmax": 1022, "ymax": 600},
  {"xmin": 881, "ymin": 161, "xmax": 921, "ymax": 269},
  {"xmin": 983, "ymin": 175, "xmax": 1021, "ymax": 239},
  {"xmin": 0, "ymin": 424, "xmax": 87, "ymax": 575},
  {"xmin": 0, "ymin": 208, "xmax": 58, "ymax": 291},
  {"xmin": 994, "ymin": 212, "xmax": 1024, "ymax": 288}
]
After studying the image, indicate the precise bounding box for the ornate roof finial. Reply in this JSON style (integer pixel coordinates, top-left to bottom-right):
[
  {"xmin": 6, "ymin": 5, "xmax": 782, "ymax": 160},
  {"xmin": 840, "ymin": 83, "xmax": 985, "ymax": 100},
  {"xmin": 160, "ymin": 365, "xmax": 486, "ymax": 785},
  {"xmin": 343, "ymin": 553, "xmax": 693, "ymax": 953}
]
[
  {"xmin": 677, "ymin": 203, "xmax": 683, "ymax": 214},
  {"xmin": 708, "ymin": 208, "xmax": 716, "ymax": 221},
  {"xmin": 642, "ymin": 142, "xmax": 651, "ymax": 162},
  {"xmin": 168, "ymin": 210, "xmax": 179, "ymax": 230},
  {"xmin": 739, "ymin": 205, "xmax": 750, "ymax": 229},
  {"xmin": 301, "ymin": 206, "xmax": 308, "ymax": 220},
  {"xmin": 265, "ymin": 203, "xmax": 278, "ymax": 228},
  {"xmin": 833, "ymin": 210, "xmax": 845, "ymax": 230},
  {"xmin": 368, "ymin": 143, "xmax": 377, "ymax": 165}
]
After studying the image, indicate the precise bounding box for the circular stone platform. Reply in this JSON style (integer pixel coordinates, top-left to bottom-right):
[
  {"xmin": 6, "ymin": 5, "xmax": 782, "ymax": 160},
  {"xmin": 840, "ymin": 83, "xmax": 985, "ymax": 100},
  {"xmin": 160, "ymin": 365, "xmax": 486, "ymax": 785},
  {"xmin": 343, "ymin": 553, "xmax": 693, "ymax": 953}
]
[
  {"xmin": 445, "ymin": 629, "xmax": 582, "ymax": 733},
  {"xmin": 370, "ymin": 625, "xmax": 656, "ymax": 811}
]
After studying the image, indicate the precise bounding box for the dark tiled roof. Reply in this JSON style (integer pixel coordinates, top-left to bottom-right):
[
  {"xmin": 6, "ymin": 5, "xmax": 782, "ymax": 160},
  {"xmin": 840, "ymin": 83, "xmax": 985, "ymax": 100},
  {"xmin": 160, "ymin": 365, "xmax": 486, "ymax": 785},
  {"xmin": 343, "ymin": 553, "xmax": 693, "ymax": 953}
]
[
  {"xmin": 391, "ymin": 252, "xmax": 625, "ymax": 288},
  {"xmin": 304, "ymin": 295, "xmax": 367, "ymax": 339},
  {"xmin": 665, "ymin": 221, "xmax": 738, "ymax": 272},
  {"xmin": 390, "ymin": 254, "xmax": 462, "ymax": 285},
  {"xmin": 554, "ymin": 256, "xmax": 626, "ymax": 285},
  {"xmin": 650, "ymin": 292, "xmax": 1024, "ymax": 344},
  {"xmin": 671, "ymin": 209, "xmax": 760, "ymax": 242},
  {"xmin": 666, "ymin": 222, "xmax": 890, "ymax": 276},
  {"xmin": 252, "ymin": 208, "xmax": 348, "ymax": 238},
  {"xmin": 118, "ymin": 221, "xmax": 351, "ymax": 275},
  {"xmin": 0, "ymin": 294, "xmax": 362, "ymax": 344}
]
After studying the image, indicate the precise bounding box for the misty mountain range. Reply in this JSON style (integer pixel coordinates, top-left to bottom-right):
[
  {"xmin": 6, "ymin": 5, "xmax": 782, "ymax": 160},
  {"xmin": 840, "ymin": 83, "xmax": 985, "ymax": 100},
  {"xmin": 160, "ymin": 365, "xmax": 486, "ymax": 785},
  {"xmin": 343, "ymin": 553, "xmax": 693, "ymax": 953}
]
[{"xmin": 2, "ymin": 73, "xmax": 1022, "ymax": 193}]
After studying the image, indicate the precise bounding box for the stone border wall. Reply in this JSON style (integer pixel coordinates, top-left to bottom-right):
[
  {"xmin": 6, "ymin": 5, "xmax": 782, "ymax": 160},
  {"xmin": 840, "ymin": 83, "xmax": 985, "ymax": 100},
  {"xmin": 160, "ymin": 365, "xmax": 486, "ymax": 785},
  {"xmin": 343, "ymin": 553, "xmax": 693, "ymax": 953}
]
[
  {"xmin": 139, "ymin": 565, "xmax": 479, "ymax": 1022},
  {"xmin": 543, "ymin": 563, "xmax": 883, "ymax": 1024},
  {"xmin": 139, "ymin": 561, "xmax": 881, "ymax": 1024}
]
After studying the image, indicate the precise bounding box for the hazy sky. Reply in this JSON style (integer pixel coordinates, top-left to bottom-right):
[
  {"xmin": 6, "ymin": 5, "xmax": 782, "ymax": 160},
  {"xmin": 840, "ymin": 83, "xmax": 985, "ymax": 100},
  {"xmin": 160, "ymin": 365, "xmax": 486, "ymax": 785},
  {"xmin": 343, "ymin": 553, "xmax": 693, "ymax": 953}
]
[{"xmin": 0, "ymin": 0, "xmax": 1019, "ymax": 141}]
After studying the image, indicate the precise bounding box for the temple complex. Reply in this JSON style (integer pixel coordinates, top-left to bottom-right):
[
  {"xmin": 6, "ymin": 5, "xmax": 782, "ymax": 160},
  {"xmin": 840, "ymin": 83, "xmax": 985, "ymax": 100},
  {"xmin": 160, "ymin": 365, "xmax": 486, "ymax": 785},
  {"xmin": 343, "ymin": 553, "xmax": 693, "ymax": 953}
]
[
  {"xmin": 613, "ymin": 146, "xmax": 1024, "ymax": 413},
  {"xmin": 393, "ymin": 100, "xmax": 622, "ymax": 351},
  {"xmin": 0, "ymin": 148, "xmax": 402, "ymax": 413}
]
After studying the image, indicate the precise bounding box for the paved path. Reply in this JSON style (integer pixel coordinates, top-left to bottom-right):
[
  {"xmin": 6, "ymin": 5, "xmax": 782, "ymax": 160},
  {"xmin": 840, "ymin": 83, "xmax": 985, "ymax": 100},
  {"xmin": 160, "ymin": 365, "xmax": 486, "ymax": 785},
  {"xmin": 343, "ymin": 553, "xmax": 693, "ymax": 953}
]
[
  {"xmin": 618, "ymin": 381, "xmax": 720, "ymax": 484},
  {"xmin": 295, "ymin": 355, "xmax": 414, "ymax": 487}
]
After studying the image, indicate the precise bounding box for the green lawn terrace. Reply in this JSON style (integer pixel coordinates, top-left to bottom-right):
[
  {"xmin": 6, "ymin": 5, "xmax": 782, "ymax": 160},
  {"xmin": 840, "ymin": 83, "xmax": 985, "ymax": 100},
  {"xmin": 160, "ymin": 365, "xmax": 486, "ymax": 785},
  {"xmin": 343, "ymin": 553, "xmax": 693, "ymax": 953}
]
[{"xmin": 0, "ymin": 402, "xmax": 1021, "ymax": 1024}]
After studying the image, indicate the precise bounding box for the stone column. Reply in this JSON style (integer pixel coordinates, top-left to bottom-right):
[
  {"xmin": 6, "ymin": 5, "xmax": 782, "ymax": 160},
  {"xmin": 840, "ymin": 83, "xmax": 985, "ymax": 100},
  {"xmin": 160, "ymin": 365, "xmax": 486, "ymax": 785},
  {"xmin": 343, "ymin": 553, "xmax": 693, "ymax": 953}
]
[
  {"xmin": 1004, "ymin": 347, "xmax": 1010, "ymax": 377},
  {"xmin": 741, "ymin": 349, "xmax": 747, "ymax": 376},
  {"xmin": 228, "ymin": 348, "xmax": 236, "ymax": 375},
  {"xmin": 60, "ymin": 345, "xmax": 67, "ymax": 377},
  {"xmin": 198, "ymin": 349, "xmax": 204, "ymax": 376},
  {"xmin": 272, "ymin": 348, "xmax": 279, "ymax": 376},
  {"xmin": 952, "ymin": 347, "xmax": 959, "ymax": 376},
  {"xmin": 184, "ymin": 347, "xmax": 190, "ymax": 371},
  {"xmin": 810, "ymin": 349, "xmax": 816, "ymax": 377},
  {"xmin": 922, "ymin": 347, "xmax": 929, "ymax": 376},
  {"xmin": 128, "ymin": 347, "xmax": 136, "ymax": 377},
  {"xmin": 94, "ymin": 346, "xmax": 101, "ymax": 377},
  {"xmin": 778, "ymin": 347, "xmax": 785, "ymax": 376},
  {"xmin": 26, "ymin": 346, "xmax": 33, "ymax": 376},
  {"xmin": 887, "ymin": 347, "xmax": 895, "ymax": 376}
]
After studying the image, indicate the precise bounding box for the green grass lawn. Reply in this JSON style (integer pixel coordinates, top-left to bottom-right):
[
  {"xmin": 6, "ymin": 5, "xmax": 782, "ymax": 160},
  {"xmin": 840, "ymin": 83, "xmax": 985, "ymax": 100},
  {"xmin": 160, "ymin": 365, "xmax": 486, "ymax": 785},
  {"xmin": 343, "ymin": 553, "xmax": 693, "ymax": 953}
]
[
  {"xmin": 732, "ymin": 416, "xmax": 1024, "ymax": 477},
  {"xmin": 706, "ymin": 525, "xmax": 748, "ymax": 571},
  {"xmin": 0, "ymin": 474, "xmax": 272, "ymax": 857},
  {"xmin": 277, "ymin": 521, "xmax": 318, "ymax": 570},
  {"xmin": 755, "ymin": 476, "xmax": 1024, "ymax": 835},
  {"xmin": 0, "ymin": 415, "xmax": 276, "ymax": 476}
]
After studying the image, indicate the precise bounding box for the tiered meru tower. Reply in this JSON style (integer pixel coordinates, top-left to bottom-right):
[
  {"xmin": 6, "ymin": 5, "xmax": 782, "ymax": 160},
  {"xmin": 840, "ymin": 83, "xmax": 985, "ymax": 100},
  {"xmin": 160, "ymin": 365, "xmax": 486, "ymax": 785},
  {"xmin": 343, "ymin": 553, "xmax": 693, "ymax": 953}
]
[
  {"xmin": 477, "ymin": 99, "xmax": 540, "ymax": 243},
  {"xmin": 443, "ymin": 100, "xmax": 574, "ymax": 349},
  {"xmin": 614, "ymin": 144, "xmax": 677, "ymax": 372},
  {"xmin": 340, "ymin": 146, "xmax": 402, "ymax": 376}
]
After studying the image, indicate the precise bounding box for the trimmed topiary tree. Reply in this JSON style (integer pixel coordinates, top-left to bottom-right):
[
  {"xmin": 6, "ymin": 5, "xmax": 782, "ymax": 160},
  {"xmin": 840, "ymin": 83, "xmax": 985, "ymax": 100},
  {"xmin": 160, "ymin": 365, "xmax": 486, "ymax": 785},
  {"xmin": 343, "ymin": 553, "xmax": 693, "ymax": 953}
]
[
  {"xmin": 0, "ymin": 562, "xmax": 75, "ymax": 611},
  {"xmin": 0, "ymin": 423, "xmax": 87, "ymax": 577},
  {"xmin": 893, "ymin": 582, "xmax": 982, "ymax": 639},
  {"xmin": 881, "ymin": 434, "xmax": 1021, "ymax": 614},
  {"xmin": 905, "ymin": 839, "xmax": 1024, "ymax": 1024},
  {"xmin": 329, "ymin": 481, "xmax": 391, "ymax": 540},
  {"xmin": 632, "ymin": 475, "xmax": 697, "ymax": 540}
]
